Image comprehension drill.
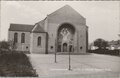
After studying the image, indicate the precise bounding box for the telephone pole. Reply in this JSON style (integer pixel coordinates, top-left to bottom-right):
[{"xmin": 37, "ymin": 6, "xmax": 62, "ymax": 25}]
[
  {"xmin": 55, "ymin": 39, "xmax": 57, "ymax": 63},
  {"xmin": 68, "ymin": 50, "xmax": 71, "ymax": 70}
]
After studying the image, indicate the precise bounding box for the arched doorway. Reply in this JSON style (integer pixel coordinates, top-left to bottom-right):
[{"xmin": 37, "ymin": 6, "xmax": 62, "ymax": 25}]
[
  {"xmin": 63, "ymin": 43, "xmax": 67, "ymax": 52},
  {"xmin": 57, "ymin": 23, "xmax": 75, "ymax": 52},
  {"xmin": 69, "ymin": 45, "xmax": 73, "ymax": 52}
]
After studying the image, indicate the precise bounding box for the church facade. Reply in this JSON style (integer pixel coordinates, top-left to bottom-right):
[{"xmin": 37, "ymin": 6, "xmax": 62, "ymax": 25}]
[{"xmin": 8, "ymin": 5, "xmax": 88, "ymax": 54}]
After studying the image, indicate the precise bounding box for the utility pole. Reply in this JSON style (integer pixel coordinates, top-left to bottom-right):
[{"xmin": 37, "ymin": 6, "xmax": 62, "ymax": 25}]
[
  {"xmin": 68, "ymin": 50, "xmax": 71, "ymax": 70},
  {"xmin": 119, "ymin": 2, "xmax": 120, "ymax": 34},
  {"xmin": 55, "ymin": 39, "xmax": 57, "ymax": 63},
  {"xmin": 0, "ymin": 1, "xmax": 1, "ymax": 40},
  {"xmin": 55, "ymin": 50, "xmax": 57, "ymax": 63},
  {"xmin": 118, "ymin": 2, "xmax": 120, "ymax": 56}
]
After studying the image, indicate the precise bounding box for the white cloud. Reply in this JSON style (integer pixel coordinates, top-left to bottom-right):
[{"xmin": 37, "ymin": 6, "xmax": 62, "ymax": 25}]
[{"xmin": 5, "ymin": 1, "xmax": 21, "ymax": 8}]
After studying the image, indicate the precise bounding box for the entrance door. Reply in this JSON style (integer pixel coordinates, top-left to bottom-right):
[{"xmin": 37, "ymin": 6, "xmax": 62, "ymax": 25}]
[
  {"xmin": 57, "ymin": 45, "xmax": 61, "ymax": 52},
  {"xmin": 69, "ymin": 45, "xmax": 73, "ymax": 52},
  {"xmin": 63, "ymin": 43, "xmax": 67, "ymax": 52}
]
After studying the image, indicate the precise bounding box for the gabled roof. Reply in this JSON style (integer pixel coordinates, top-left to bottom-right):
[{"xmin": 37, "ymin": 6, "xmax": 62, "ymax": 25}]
[
  {"xmin": 37, "ymin": 19, "xmax": 45, "ymax": 28},
  {"xmin": 9, "ymin": 23, "xmax": 34, "ymax": 32},
  {"xmin": 32, "ymin": 23, "xmax": 45, "ymax": 33},
  {"xmin": 48, "ymin": 5, "xmax": 85, "ymax": 19}
]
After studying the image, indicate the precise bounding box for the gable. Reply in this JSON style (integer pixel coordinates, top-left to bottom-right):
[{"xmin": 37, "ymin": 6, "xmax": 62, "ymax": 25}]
[
  {"xmin": 48, "ymin": 5, "xmax": 86, "ymax": 25},
  {"xmin": 9, "ymin": 23, "xmax": 34, "ymax": 32},
  {"xmin": 32, "ymin": 23, "xmax": 45, "ymax": 33},
  {"xmin": 49, "ymin": 5, "xmax": 84, "ymax": 19},
  {"xmin": 37, "ymin": 19, "xmax": 45, "ymax": 28}
]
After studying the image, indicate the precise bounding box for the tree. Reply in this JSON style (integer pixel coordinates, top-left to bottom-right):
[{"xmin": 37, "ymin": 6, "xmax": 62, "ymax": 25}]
[
  {"xmin": 8, "ymin": 40, "xmax": 17, "ymax": 50},
  {"xmin": 94, "ymin": 38, "xmax": 108, "ymax": 49},
  {"xmin": 0, "ymin": 40, "xmax": 17, "ymax": 51},
  {"xmin": 0, "ymin": 41, "xmax": 10, "ymax": 50},
  {"xmin": 117, "ymin": 40, "xmax": 120, "ymax": 45}
]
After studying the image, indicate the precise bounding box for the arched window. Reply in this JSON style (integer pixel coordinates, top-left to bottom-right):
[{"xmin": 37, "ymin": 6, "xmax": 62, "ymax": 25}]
[
  {"xmin": 21, "ymin": 33, "xmax": 25, "ymax": 43},
  {"xmin": 38, "ymin": 36, "xmax": 41, "ymax": 46},
  {"xmin": 14, "ymin": 33, "xmax": 18, "ymax": 43}
]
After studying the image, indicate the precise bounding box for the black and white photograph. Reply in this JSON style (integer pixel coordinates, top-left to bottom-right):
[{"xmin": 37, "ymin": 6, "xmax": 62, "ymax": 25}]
[{"xmin": 0, "ymin": 1, "xmax": 120, "ymax": 78}]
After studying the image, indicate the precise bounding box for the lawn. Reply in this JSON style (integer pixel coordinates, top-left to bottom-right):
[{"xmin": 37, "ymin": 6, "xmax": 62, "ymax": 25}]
[{"xmin": 0, "ymin": 51, "xmax": 38, "ymax": 77}]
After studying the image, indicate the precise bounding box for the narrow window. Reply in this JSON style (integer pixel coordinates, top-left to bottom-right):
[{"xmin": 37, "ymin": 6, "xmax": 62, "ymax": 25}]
[
  {"xmin": 80, "ymin": 46, "xmax": 82, "ymax": 50},
  {"xmin": 51, "ymin": 46, "xmax": 53, "ymax": 49},
  {"xmin": 38, "ymin": 36, "xmax": 41, "ymax": 46},
  {"xmin": 14, "ymin": 33, "xmax": 18, "ymax": 43},
  {"xmin": 26, "ymin": 46, "xmax": 28, "ymax": 49},
  {"xmin": 21, "ymin": 33, "xmax": 25, "ymax": 43}
]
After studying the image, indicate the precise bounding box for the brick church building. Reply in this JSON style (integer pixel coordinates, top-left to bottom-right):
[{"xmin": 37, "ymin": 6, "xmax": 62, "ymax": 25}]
[{"xmin": 8, "ymin": 5, "xmax": 88, "ymax": 54}]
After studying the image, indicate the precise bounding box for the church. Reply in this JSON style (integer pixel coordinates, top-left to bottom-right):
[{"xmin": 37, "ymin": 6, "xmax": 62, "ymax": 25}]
[{"xmin": 8, "ymin": 5, "xmax": 88, "ymax": 54}]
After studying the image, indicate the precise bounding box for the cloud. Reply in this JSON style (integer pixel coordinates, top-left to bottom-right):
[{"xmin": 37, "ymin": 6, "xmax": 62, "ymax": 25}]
[
  {"xmin": 0, "ymin": 1, "xmax": 119, "ymax": 41},
  {"xmin": 5, "ymin": 1, "xmax": 21, "ymax": 8},
  {"xmin": 5, "ymin": 1, "xmax": 45, "ymax": 18}
]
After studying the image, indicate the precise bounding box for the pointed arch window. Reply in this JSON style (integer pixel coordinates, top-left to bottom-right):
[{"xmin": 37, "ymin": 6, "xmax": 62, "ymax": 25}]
[
  {"xmin": 21, "ymin": 33, "xmax": 25, "ymax": 43},
  {"xmin": 14, "ymin": 33, "xmax": 18, "ymax": 43},
  {"xmin": 38, "ymin": 36, "xmax": 41, "ymax": 46}
]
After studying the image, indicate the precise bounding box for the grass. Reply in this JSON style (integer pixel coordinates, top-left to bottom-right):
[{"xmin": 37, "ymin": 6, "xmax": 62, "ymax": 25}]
[{"xmin": 0, "ymin": 51, "xmax": 38, "ymax": 77}]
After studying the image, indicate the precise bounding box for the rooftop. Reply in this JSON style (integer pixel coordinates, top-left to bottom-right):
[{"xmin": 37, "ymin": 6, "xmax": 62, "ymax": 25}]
[{"xmin": 9, "ymin": 23, "xmax": 34, "ymax": 32}]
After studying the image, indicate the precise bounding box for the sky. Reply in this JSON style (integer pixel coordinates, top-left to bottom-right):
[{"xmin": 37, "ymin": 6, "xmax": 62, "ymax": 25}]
[{"xmin": 0, "ymin": 1, "xmax": 120, "ymax": 43}]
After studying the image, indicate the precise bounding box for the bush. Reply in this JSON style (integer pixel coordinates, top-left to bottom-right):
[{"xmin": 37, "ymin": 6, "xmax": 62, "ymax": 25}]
[
  {"xmin": 0, "ymin": 51, "xmax": 38, "ymax": 77},
  {"xmin": 0, "ymin": 41, "xmax": 10, "ymax": 51},
  {"xmin": 88, "ymin": 49, "xmax": 120, "ymax": 56}
]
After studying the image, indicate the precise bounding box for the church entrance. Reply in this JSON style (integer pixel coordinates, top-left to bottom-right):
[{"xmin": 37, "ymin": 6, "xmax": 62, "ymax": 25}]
[
  {"xmin": 69, "ymin": 45, "xmax": 73, "ymax": 52},
  {"xmin": 63, "ymin": 43, "xmax": 67, "ymax": 52},
  {"xmin": 57, "ymin": 23, "xmax": 75, "ymax": 52}
]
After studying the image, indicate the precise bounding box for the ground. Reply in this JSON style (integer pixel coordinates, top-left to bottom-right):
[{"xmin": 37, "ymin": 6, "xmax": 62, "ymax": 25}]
[{"xmin": 27, "ymin": 53, "xmax": 120, "ymax": 78}]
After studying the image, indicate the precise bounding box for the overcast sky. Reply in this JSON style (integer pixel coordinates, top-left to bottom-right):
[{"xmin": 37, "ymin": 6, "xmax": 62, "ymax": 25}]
[{"xmin": 0, "ymin": 1, "xmax": 120, "ymax": 43}]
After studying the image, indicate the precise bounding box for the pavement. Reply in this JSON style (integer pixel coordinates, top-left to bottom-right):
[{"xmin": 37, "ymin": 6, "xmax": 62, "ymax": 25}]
[{"xmin": 27, "ymin": 53, "xmax": 120, "ymax": 78}]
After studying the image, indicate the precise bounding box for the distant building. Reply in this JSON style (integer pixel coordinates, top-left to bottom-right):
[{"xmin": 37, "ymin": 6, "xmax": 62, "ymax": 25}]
[
  {"xmin": 108, "ymin": 40, "xmax": 120, "ymax": 50},
  {"xmin": 89, "ymin": 43, "xmax": 98, "ymax": 50},
  {"xmin": 8, "ymin": 5, "xmax": 88, "ymax": 54}
]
